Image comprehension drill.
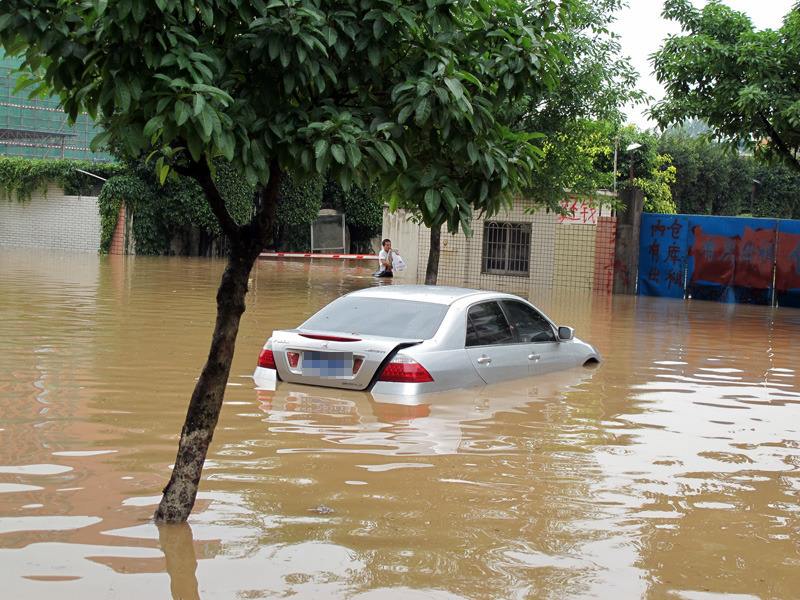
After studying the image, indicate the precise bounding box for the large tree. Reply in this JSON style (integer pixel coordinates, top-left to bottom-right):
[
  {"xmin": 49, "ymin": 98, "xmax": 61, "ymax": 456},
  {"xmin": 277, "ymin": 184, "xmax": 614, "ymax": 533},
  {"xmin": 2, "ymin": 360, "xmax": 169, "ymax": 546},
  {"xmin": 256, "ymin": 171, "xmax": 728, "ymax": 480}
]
[
  {"xmin": 0, "ymin": 0, "xmax": 582, "ymax": 522},
  {"xmin": 516, "ymin": 0, "xmax": 644, "ymax": 204},
  {"xmin": 402, "ymin": 0, "xmax": 645, "ymax": 284},
  {"xmin": 652, "ymin": 0, "xmax": 800, "ymax": 172},
  {"xmin": 381, "ymin": 2, "xmax": 581, "ymax": 284}
]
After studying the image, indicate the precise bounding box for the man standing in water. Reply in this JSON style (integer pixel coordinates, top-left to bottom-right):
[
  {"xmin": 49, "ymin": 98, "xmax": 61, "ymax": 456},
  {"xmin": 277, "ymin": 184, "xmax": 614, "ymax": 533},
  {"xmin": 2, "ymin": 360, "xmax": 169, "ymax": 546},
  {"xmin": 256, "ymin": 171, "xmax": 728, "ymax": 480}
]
[{"xmin": 376, "ymin": 238, "xmax": 394, "ymax": 278}]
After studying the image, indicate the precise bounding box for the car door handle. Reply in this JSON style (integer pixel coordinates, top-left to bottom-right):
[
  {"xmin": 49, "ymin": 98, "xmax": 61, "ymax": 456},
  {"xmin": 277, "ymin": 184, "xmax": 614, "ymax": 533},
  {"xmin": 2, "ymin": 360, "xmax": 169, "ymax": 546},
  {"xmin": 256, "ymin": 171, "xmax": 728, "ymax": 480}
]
[
  {"xmin": 476, "ymin": 355, "xmax": 492, "ymax": 365},
  {"xmin": 528, "ymin": 353, "xmax": 541, "ymax": 361}
]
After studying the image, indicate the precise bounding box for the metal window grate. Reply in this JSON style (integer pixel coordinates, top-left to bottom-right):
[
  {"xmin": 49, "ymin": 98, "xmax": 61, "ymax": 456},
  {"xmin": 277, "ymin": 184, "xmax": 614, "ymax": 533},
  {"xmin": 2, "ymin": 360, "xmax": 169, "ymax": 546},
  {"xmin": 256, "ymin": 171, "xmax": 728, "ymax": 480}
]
[{"xmin": 482, "ymin": 221, "xmax": 531, "ymax": 276}]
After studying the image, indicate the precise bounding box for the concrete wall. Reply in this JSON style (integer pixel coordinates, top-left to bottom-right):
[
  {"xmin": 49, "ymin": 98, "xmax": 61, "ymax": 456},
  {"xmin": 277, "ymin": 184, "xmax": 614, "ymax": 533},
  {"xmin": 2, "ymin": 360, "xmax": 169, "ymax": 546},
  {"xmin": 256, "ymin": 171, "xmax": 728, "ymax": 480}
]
[
  {"xmin": 381, "ymin": 206, "xmax": 423, "ymax": 281},
  {"xmin": 0, "ymin": 183, "xmax": 101, "ymax": 253}
]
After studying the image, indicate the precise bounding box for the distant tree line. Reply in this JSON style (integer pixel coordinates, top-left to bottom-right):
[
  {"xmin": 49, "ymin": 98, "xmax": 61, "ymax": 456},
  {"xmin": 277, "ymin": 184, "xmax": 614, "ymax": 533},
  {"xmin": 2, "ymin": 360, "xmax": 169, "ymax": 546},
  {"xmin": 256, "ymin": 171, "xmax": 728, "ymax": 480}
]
[{"xmin": 658, "ymin": 125, "xmax": 800, "ymax": 219}]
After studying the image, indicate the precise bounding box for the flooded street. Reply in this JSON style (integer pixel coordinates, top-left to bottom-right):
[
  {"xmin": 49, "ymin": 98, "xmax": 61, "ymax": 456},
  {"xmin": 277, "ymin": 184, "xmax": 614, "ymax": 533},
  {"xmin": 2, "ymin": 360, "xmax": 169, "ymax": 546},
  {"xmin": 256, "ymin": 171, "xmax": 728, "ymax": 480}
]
[{"xmin": 1, "ymin": 249, "xmax": 799, "ymax": 599}]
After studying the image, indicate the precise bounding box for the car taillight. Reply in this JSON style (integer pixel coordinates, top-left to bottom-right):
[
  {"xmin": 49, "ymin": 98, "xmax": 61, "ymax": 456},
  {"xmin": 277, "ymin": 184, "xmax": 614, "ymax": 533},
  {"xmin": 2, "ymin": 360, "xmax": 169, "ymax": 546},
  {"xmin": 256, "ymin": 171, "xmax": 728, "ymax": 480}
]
[
  {"xmin": 377, "ymin": 356, "xmax": 433, "ymax": 383},
  {"xmin": 353, "ymin": 357, "xmax": 363, "ymax": 374},
  {"xmin": 287, "ymin": 351, "xmax": 300, "ymax": 368},
  {"xmin": 258, "ymin": 348, "xmax": 276, "ymax": 370}
]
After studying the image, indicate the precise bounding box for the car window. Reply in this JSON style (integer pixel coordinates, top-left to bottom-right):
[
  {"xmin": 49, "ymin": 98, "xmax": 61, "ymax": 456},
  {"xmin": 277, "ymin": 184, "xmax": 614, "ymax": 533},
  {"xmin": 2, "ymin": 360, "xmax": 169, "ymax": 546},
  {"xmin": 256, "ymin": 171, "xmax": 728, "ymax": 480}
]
[
  {"xmin": 465, "ymin": 302, "xmax": 514, "ymax": 347},
  {"xmin": 501, "ymin": 300, "xmax": 556, "ymax": 343},
  {"xmin": 300, "ymin": 297, "xmax": 448, "ymax": 339}
]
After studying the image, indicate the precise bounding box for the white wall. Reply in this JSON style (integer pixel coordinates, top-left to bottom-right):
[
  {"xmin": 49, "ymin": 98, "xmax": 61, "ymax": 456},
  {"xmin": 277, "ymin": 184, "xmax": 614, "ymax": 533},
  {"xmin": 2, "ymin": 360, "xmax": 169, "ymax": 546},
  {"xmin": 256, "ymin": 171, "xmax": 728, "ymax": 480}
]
[
  {"xmin": 0, "ymin": 183, "xmax": 101, "ymax": 253},
  {"xmin": 381, "ymin": 206, "xmax": 422, "ymax": 281}
]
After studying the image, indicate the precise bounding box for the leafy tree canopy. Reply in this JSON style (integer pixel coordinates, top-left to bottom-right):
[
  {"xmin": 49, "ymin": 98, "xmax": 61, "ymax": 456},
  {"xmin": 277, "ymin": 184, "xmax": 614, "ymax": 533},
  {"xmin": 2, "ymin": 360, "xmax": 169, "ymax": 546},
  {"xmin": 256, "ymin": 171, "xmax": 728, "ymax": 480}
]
[
  {"xmin": 1, "ymin": 0, "xmax": 585, "ymax": 239},
  {"xmin": 652, "ymin": 0, "xmax": 800, "ymax": 172},
  {"xmin": 658, "ymin": 130, "xmax": 800, "ymax": 219},
  {"xmin": 514, "ymin": 0, "xmax": 645, "ymax": 205}
]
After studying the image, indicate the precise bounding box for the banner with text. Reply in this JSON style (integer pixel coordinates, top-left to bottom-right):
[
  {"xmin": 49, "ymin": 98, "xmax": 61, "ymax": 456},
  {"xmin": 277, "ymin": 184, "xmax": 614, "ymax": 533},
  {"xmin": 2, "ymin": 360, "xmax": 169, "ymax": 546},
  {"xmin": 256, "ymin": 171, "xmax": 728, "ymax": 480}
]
[
  {"xmin": 638, "ymin": 214, "xmax": 689, "ymax": 298},
  {"xmin": 776, "ymin": 220, "xmax": 800, "ymax": 308}
]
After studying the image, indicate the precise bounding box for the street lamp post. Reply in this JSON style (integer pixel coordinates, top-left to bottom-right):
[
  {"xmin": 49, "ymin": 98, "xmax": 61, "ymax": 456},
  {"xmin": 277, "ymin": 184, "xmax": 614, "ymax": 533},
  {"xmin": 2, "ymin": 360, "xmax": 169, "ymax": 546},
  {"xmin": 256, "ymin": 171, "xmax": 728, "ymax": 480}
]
[
  {"xmin": 613, "ymin": 141, "xmax": 642, "ymax": 196},
  {"xmin": 625, "ymin": 142, "xmax": 642, "ymax": 183}
]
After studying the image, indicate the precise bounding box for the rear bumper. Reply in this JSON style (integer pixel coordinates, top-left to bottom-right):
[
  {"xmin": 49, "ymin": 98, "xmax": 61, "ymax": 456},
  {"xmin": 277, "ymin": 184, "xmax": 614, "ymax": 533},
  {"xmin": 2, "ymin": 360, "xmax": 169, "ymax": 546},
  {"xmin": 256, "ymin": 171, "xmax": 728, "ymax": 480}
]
[
  {"xmin": 253, "ymin": 366, "xmax": 441, "ymax": 396},
  {"xmin": 253, "ymin": 367, "xmax": 278, "ymax": 390}
]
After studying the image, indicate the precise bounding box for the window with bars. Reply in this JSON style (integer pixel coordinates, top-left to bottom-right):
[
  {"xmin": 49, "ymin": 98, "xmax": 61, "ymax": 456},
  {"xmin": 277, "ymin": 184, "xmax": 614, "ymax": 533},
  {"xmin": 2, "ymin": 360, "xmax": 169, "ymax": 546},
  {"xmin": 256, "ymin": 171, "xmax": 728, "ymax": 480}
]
[{"xmin": 482, "ymin": 221, "xmax": 531, "ymax": 276}]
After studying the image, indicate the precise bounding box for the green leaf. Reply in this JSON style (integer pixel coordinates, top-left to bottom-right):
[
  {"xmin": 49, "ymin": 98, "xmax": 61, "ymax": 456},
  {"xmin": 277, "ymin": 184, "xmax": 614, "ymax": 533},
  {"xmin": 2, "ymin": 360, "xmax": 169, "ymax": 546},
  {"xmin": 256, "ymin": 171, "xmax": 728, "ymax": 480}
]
[
  {"xmin": 114, "ymin": 81, "xmax": 131, "ymax": 111},
  {"xmin": 344, "ymin": 144, "xmax": 362, "ymax": 167},
  {"xmin": 268, "ymin": 35, "xmax": 280, "ymax": 60},
  {"xmin": 467, "ymin": 142, "xmax": 478, "ymax": 163},
  {"xmin": 456, "ymin": 70, "xmax": 482, "ymax": 89},
  {"xmin": 131, "ymin": 0, "xmax": 146, "ymax": 23},
  {"xmin": 391, "ymin": 82, "xmax": 415, "ymax": 101},
  {"xmin": 414, "ymin": 97, "xmax": 431, "ymax": 125},
  {"xmin": 314, "ymin": 139, "xmax": 329, "ymax": 159},
  {"xmin": 90, "ymin": 130, "xmax": 112, "ymax": 152},
  {"xmin": 189, "ymin": 84, "xmax": 233, "ymax": 105},
  {"xmin": 198, "ymin": 3, "xmax": 214, "ymax": 26},
  {"xmin": 174, "ymin": 100, "xmax": 190, "ymax": 126},
  {"xmin": 374, "ymin": 141, "xmax": 395, "ymax": 165},
  {"xmin": 397, "ymin": 7, "xmax": 416, "ymax": 28},
  {"xmin": 424, "ymin": 189, "xmax": 440, "ymax": 214},
  {"xmin": 218, "ymin": 131, "xmax": 235, "ymax": 161},
  {"xmin": 367, "ymin": 45, "xmax": 380, "ymax": 67},
  {"xmin": 198, "ymin": 108, "xmax": 213, "ymax": 140},
  {"xmin": 331, "ymin": 144, "xmax": 346, "ymax": 164},
  {"xmin": 187, "ymin": 133, "xmax": 203, "ymax": 162},
  {"xmin": 283, "ymin": 72, "xmax": 295, "ymax": 94},
  {"xmin": 442, "ymin": 188, "xmax": 457, "ymax": 210},
  {"xmin": 159, "ymin": 162, "xmax": 170, "ymax": 185},
  {"xmin": 117, "ymin": 0, "xmax": 132, "ymax": 19},
  {"xmin": 397, "ymin": 104, "xmax": 413, "ymax": 124},
  {"xmin": 444, "ymin": 77, "xmax": 464, "ymax": 101},
  {"xmin": 143, "ymin": 115, "xmax": 164, "ymax": 139},
  {"xmin": 94, "ymin": 0, "xmax": 109, "ymax": 16},
  {"xmin": 193, "ymin": 94, "xmax": 205, "ymax": 116}
]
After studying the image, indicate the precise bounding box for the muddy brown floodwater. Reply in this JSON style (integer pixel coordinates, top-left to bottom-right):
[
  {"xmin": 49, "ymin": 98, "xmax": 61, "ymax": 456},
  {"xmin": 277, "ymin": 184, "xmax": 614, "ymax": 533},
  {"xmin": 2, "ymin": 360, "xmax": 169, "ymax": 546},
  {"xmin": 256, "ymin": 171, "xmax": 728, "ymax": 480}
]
[{"xmin": 1, "ymin": 249, "xmax": 799, "ymax": 599}]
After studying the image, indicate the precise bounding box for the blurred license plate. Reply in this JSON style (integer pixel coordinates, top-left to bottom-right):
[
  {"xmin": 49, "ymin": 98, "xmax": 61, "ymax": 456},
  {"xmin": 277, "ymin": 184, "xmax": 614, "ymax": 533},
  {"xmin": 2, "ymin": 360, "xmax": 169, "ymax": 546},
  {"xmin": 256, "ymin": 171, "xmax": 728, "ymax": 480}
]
[{"xmin": 302, "ymin": 351, "xmax": 353, "ymax": 377}]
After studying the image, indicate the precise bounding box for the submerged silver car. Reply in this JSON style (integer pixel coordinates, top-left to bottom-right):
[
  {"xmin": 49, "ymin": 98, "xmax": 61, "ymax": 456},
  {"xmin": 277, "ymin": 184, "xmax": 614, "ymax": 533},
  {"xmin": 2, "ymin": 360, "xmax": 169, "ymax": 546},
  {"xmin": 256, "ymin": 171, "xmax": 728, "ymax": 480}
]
[{"xmin": 253, "ymin": 285, "xmax": 600, "ymax": 395}]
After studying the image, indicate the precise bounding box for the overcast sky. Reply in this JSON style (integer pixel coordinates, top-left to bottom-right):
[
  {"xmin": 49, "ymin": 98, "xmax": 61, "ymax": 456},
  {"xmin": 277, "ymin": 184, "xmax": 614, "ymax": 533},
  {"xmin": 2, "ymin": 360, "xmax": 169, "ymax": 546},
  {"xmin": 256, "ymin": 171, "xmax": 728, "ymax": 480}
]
[{"xmin": 612, "ymin": 0, "xmax": 796, "ymax": 128}]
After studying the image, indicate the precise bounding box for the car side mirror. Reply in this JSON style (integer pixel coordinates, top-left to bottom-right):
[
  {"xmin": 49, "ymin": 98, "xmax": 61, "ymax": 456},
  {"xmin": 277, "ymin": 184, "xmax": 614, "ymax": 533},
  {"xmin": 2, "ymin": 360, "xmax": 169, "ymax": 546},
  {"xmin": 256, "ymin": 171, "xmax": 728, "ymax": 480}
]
[{"xmin": 558, "ymin": 326, "xmax": 574, "ymax": 341}]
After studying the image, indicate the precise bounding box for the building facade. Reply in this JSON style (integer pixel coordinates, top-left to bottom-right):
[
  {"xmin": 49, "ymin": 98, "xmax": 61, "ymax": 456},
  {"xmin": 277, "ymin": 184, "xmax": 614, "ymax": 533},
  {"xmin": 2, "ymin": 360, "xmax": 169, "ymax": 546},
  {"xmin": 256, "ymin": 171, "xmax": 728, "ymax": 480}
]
[
  {"xmin": 382, "ymin": 196, "xmax": 617, "ymax": 295},
  {"xmin": 0, "ymin": 54, "xmax": 112, "ymax": 161}
]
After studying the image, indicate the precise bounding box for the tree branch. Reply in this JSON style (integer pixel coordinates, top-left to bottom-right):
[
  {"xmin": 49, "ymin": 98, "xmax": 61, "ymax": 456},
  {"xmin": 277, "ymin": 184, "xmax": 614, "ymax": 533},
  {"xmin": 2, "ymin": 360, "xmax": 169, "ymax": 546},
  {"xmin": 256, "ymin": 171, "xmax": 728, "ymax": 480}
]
[
  {"xmin": 175, "ymin": 159, "xmax": 241, "ymax": 238},
  {"xmin": 253, "ymin": 160, "xmax": 282, "ymax": 233},
  {"xmin": 759, "ymin": 112, "xmax": 800, "ymax": 173}
]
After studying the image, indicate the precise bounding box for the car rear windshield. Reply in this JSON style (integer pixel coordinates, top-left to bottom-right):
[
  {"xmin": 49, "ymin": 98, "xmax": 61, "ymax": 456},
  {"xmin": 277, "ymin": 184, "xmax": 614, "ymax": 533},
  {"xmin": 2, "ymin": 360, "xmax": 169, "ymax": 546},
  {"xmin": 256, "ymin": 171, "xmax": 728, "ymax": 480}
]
[{"xmin": 300, "ymin": 297, "xmax": 449, "ymax": 339}]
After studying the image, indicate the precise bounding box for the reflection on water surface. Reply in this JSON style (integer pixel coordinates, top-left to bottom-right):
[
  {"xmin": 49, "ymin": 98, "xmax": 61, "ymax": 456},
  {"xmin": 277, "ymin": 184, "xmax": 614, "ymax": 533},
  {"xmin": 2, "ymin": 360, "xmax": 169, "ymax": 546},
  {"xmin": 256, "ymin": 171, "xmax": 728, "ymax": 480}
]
[{"xmin": 0, "ymin": 249, "xmax": 798, "ymax": 599}]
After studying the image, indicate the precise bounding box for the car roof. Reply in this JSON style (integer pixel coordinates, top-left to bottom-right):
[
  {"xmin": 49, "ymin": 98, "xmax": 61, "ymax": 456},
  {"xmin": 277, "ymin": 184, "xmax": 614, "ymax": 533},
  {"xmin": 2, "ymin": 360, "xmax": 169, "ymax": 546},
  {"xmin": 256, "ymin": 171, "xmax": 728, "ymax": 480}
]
[{"xmin": 347, "ymin": 285, "xmax": 511, "ymax": 306}]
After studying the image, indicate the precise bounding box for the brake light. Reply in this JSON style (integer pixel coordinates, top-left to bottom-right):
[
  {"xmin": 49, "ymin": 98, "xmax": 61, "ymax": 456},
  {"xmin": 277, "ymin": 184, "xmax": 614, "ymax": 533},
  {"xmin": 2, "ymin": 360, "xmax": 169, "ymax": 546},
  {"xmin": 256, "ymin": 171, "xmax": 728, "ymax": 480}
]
[
  {"xmin": 258, "ymin": 348, "xmax": 276, "ymax": 370},
  {"xmin": 353, "ymin": 357, "xmax": 363, "ymax": 374},
  {"xmin": 378, "ymin": 356, "xmax": 433, "ymax": 383},
  {"xmin": 287, "ymin": 351, "xmax": 300, "ymax": 368},
  {"xmin": 299, "ymin": 333, "xmax": 361, "ymax": 342}
]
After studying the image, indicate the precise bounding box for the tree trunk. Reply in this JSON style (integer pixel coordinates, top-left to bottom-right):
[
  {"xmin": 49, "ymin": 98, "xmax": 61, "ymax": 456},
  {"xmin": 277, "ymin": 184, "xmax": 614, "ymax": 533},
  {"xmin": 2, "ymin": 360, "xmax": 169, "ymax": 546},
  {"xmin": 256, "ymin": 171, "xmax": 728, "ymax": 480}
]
[
  {"xmin": 153, "ymin": 237, "xmax": 261, "ymax": 522},
  {"xmin": 425, "ymin": 223, "xmax": 442, "ymax": 285},
  {"xmin": 154, "ymin": 166, "xmax": 281, "ymax": 524}
]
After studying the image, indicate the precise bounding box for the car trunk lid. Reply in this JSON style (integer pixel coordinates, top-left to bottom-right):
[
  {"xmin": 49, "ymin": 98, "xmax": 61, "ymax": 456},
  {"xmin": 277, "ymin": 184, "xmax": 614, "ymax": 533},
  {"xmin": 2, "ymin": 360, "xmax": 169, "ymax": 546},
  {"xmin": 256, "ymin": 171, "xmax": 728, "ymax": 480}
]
[{"xmin": 268, "ymin": 329, "xmax": 423, "ymax": 390}]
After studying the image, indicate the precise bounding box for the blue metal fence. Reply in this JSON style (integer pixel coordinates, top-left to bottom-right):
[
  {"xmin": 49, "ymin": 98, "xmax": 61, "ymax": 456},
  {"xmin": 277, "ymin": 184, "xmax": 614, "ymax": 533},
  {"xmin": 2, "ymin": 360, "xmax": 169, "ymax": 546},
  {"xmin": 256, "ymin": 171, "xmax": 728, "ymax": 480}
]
[{"xmin": 639, "ymin": 214, "xmax": 800, "ymax": 307}]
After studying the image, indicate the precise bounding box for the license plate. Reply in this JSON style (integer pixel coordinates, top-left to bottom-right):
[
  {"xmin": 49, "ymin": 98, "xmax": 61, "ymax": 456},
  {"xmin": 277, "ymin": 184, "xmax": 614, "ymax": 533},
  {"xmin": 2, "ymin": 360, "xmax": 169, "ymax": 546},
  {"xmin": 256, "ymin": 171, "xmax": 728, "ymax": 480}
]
[{"xmin": 302, "ymin": 351, "xmax": 353, "ymax": 378}]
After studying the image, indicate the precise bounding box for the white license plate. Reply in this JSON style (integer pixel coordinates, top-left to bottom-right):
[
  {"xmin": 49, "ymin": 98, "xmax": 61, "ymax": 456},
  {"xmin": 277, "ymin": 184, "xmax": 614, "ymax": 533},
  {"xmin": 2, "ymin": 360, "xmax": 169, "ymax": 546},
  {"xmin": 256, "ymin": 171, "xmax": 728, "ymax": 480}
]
[{"xmin": 302, "ymin": 351, "xmax": 353, "ymax": 377}]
